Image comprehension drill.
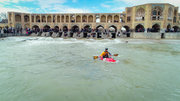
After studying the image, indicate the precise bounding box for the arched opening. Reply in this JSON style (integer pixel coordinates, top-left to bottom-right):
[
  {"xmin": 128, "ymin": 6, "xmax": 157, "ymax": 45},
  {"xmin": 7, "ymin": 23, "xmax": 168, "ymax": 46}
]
[
  {"xmin": 107, "ymin": 15, "xmax": 112, "ymax": 23},
  {"xmin": 101, "ymin": 15, "xmax": 106, "ymax": 23},
  {"xmin": 109, "ymin": 25, "xmax": 117, "ymax": 38},
  {"xmin": 120, "ymin": 15, "xmax": 125, "ymax": 23},
  {"xmin": 61, "ymin": 15, "xmax": 64, "ymax": 23},
  {"xmin": 66, "ymin": 16, "xmax": 69, "ymax": 23},
  {"xmin": 166, "ymin": 24, "xmax": 171, "ymax": 32},
  {"xmin": 135, "ymin": 24, "xmax": 145, "ymax": 32},
  {"xmin": 54, "ymin": 26, "xmax": 59, "ymax": 32},
  {"xmin": 168, "ymin": 7, "xmax": 173, "ymax": 21},
  {"xmin": 70, "ymin": 15, "xmax": 75, "ymax": 23},
  {"xmin": 123, "ymin": 26, "xmax": 130, "ymax": 32},
  {"xmin": 71, "ymin": 25, "xmax": 79, "ymax": 33},
  {"xmin": 109, "ymin": 25, "xmax": 117, "ymax": 32},
  {"xmin": 152, "ymin": 6, "xmax": 163, "ymax": 20},
  {"xmin": 121, "ymin": 26, "xmax": 130, "ymax": 37},
  {"xmin": 152, "ymin": 24, "xmax": 160, "ymax": 32},
  {"xmin": 76, "ymin": 15, "xmax": 81, "ymax": 23},
  {"xmin": 88, "ymin": 15, "xmax": 93, "ymax": 23},
  {"xmin": 96, "ymin": 25, "xmax": 104, "ymax": 32},
  {"xmin": 114, "ymin": 15, "xmax": 119, "ymax": 23},
  {"xmin": 82, "ymin": 15, "xmax": 87, "ymax": 22},
  {"xmin": 15, "ymin": 14, "xmax": 21, "ymax": 22},
  {"xmin": 42, "ymin": 16, "xmax": 46, "ymax": 22},
  {"xmin": 57, "ymin": 16, "xmax": 60, "ymax": 23},
  {"xmin": 47, "ymin": 16, "xmax": 51, "ymax": 22},
  {"xmin": 136, "ymin": 8, "xmax": 145, "ymax": 21},
  {"xmin": 36, "ymin": 16, "xmax": 40, "ymax": 22},
  {"xmin": 63, "ymin": 26, "xmax": 68, "ymax": 32},
  {"xmin": 96, "ymin": 15, "xmax": 100, "ymax": 23},
  {"xmin": 84, "ymin": 25, "xmax": 91, "ymax": 33},
  {"xmin": 173, "ymin": 26, "xmax": 180, "ymax": 32},
  {"xmin": 126, "ymin": 8, "xmax": 131, "ymax": 22},
  {"xmin": 32, "ymin": 25, "xmax": 40, "ymax": 32},
  {"xmin": 24, "ymin": 15, "xmax": 29, "ymax": 22},
  {"xmin": 43, "ymin": 25, "xmax": 51, "ymax": 32},
  {"xmin": 83, "ymin": 25, "xmax": 91, "ymax": 38},
  {"xmin": 96, "ymin": 25, "xmax": 104, "ymax": 38},
  {"xmin": 70, "ymin": 25, "xmax": 79, "ymax": 37}
]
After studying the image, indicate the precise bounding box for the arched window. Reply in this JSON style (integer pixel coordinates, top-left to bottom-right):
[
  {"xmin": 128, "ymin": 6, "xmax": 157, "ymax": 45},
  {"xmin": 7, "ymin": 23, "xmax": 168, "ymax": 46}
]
[
  {"xmin": 66, "ymin": 15, "xmax": 69, "ymax": 23},
  {"xmin": 15, "ymin": 14, "xmax": 21, "ymax": 22},
  {"xmin": 42, "ymin": 16, "xmax": 46, "ymax": 22},
  {"xmin": 95, "ymin": 15, "xmax": 100, "ymax": 23},
  {"xmin": 82, "ymin": 15, "xmax": 87, "ymax": 22},
  {"xmin": 152, "ymin": 6, "xmax": 163, "ymax": 20},
  {"xmin": 24, "ymin": 15, "xmax": 29, "ymax": 22},
  {"xmin": 70, "ymin": 15, "xmax": 75, "ymax": 23},
  {"xmin": 47, "ymin": 16, "xmax": 51, "ymax": 22},
  {"xmin": 88, "ymin": 15, "xmax": 93, "ymax": 23},
  {"xmin": 57, "ymin": 16, "xmax": 60, "ymax": 23},
  {"xmin": 136, "ymin": 8, "xmax": 145, "ymax": 21},
  {"xmin": 101, "ymin": 15, "xmax": 106, "ymax": 23},
  {"xmin": 61, "ymin": 15, "xmax": 64, "ymax": 23},
  {"xmin": 114, "ymin": 15, "xmax": 119, "ymax": 23},
  {"xmin": 76, "ymin": 15, "xmax": 81, "ymax": 23},
  {"xmin": 168, "ymin": 7, "xmax": 173, "ymax": 21},
  {"xmin": 107, "ymin": 15, "xmax": 112, "ymax": 23},
  {"xmin": 36, "ymin": 15, "xmax": 40, "ymax": 22}
]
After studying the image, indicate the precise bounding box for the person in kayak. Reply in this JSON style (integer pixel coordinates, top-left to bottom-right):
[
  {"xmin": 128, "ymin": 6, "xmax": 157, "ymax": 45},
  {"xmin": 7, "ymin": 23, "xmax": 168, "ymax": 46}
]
[{"xmin": 100, "ymin": 48, "xmax": 112, "ymax": 58}]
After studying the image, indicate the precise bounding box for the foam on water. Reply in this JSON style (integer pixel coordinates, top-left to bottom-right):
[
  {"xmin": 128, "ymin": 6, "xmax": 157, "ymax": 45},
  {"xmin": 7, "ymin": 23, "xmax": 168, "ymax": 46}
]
[{"xmin": 0, "ymin": 37, "xmax": 180, "ymax": 101}]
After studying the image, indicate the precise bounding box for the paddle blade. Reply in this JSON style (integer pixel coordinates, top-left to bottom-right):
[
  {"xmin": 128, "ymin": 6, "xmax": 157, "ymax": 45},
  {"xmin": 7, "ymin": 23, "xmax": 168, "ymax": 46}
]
[
  {"xmin": 113, "ymin": 54, "xmax": 119, "ymax": 56},
  {"xmin": 93, "ymin": 56, "xmax": 99, "ymax": 60}
]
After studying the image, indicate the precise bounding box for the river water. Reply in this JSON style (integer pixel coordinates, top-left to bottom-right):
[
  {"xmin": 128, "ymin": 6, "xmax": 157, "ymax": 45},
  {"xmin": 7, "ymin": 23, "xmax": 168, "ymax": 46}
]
[{"xmin": 0, "ymin": 37, "xmax": 180, "ymax": 101}]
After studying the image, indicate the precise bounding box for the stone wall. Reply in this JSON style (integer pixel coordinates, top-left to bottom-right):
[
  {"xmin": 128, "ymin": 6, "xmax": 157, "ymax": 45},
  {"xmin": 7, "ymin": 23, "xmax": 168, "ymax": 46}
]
[
  {"xmin": 165, "ymin": 33, "xmax": 180, "ymax": 39},
  {"xmin": 132, "ymin": 32, "xmax": 180, "ymax": 39},
  {"xmin": 132, "ymin": 32, "xmax": 162, "ymax": 39}
]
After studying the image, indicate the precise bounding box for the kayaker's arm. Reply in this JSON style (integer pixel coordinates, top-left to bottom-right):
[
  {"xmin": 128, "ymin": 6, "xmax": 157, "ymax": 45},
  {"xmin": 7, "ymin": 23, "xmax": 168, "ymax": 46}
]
[{"xmin": 100, "ymin": 52, "xmax": 105, "ymax": 57}]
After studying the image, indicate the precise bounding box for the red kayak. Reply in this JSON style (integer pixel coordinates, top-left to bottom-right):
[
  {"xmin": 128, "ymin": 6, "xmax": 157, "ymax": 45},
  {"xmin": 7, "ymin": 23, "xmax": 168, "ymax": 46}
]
[{"xmin": 100, "ymin": 57, "xmax": 116, "ymax": 63}]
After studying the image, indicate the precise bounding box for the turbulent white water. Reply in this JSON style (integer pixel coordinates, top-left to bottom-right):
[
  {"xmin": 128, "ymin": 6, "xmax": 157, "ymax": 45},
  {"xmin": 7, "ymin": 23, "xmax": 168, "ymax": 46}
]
[{"xmin": 0, "ymin": 37, "xmax": 180, "ymax": 101}]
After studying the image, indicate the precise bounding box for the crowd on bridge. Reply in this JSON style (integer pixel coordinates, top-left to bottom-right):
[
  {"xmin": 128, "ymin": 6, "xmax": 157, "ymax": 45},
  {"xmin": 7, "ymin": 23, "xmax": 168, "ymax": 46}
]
[{"xmin": 0, "ymin": 25, "xmax": 180, "ymax": 38}]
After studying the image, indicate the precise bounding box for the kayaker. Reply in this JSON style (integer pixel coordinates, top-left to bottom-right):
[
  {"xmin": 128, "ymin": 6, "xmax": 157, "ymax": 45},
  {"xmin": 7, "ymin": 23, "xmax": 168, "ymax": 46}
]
[{"xmin": 100, "ymin": 48, "xmax": 112, "ymax": 58}]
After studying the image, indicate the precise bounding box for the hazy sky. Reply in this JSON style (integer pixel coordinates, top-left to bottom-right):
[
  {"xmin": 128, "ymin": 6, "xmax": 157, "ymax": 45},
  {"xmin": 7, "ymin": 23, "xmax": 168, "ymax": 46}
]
[{"xmin": 0, "ymin": 0, "xmax": 179, "ymax": 13}]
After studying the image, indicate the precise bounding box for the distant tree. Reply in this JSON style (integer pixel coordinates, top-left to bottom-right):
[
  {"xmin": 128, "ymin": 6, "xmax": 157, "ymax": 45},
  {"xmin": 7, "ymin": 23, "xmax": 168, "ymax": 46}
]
[{"xmin": 0, "ymin": 12, "xmax": 8, "ymax": 23}]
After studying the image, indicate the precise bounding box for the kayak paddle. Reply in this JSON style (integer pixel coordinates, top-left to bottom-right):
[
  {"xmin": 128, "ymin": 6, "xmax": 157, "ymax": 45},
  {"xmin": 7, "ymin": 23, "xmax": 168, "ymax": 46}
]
[{"xmin": 93, "ymin": 54, "xmax": 119, "ymax": 60}]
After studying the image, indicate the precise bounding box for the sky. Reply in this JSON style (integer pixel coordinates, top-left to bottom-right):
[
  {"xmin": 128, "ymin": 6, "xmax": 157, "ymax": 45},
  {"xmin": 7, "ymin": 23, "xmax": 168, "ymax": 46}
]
[{"xmin": 0, "ymin": 0, "xmax": 180, "ymax": 14}]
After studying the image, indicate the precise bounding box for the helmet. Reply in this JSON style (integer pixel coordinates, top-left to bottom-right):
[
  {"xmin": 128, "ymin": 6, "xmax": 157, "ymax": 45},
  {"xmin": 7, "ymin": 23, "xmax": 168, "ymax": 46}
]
[{"xmin": 105, "ymin": 48, "xmax": 108, "ymax": 50}]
